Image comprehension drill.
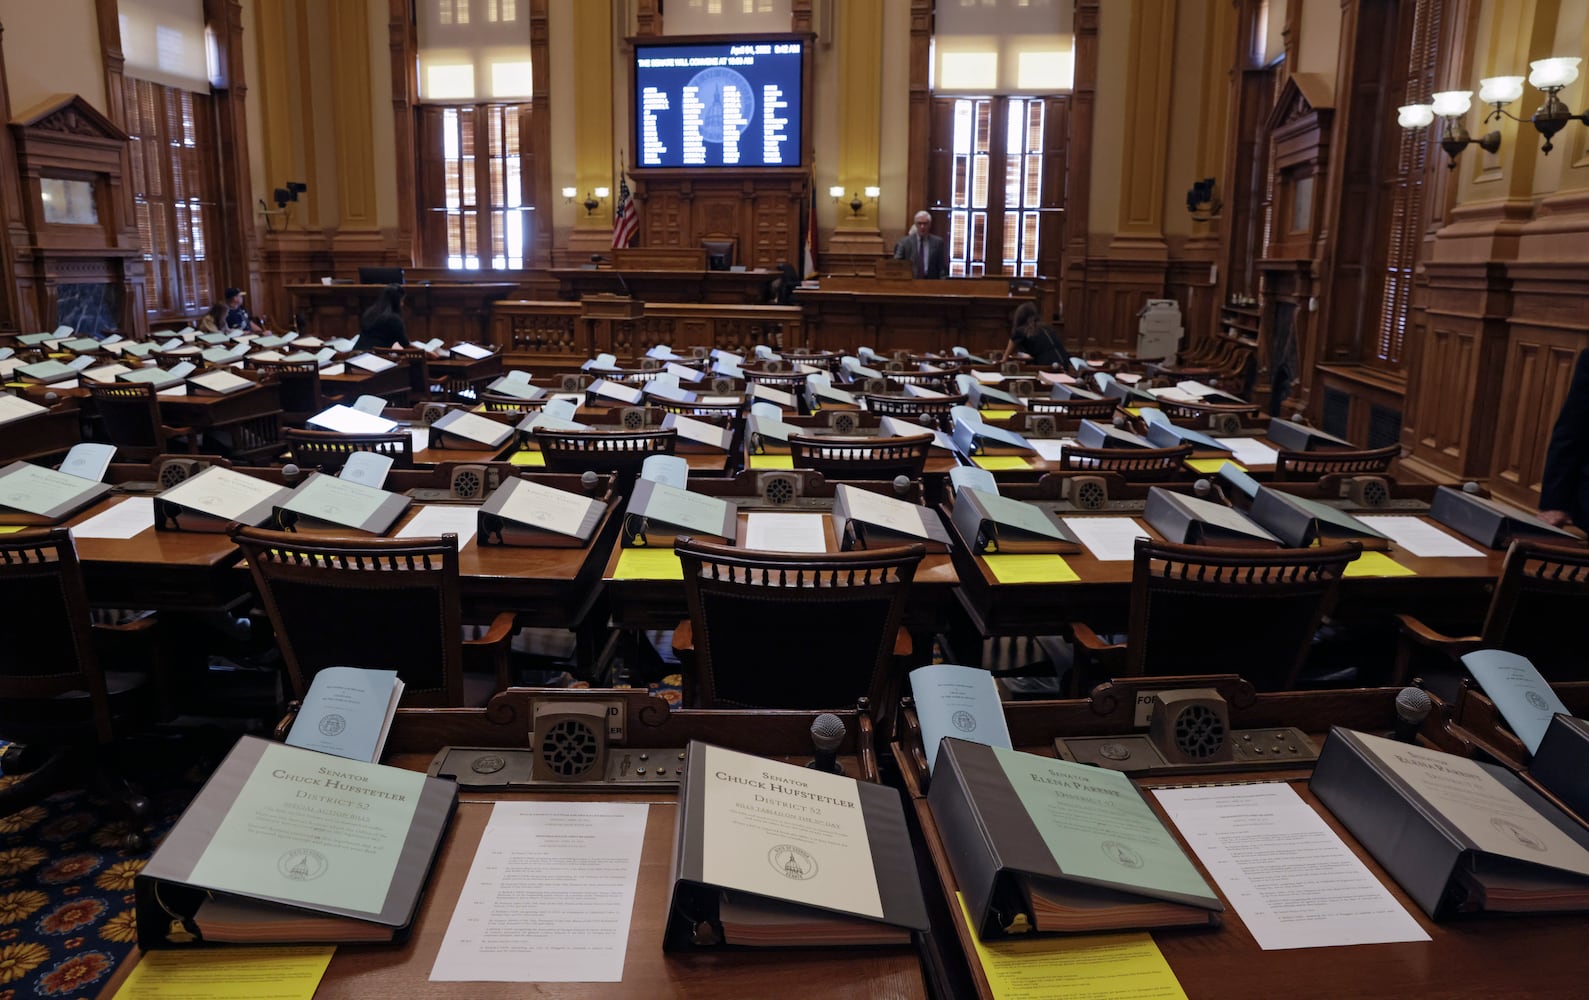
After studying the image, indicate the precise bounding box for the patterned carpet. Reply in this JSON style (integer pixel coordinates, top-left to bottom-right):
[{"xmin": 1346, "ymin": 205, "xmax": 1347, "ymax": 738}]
[{"xmin": 0, "ymin": 762, "xmax": 199, "ymax": 999}]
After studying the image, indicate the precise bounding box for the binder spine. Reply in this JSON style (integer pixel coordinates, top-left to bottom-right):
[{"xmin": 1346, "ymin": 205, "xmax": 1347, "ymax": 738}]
[{"xmin": 927, "ymin": 748, "xmax": 1014, "ymax": 940}]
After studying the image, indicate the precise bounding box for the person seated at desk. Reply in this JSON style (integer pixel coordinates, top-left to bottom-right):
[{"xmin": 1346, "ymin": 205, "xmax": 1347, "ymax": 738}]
[
  {"xmin": 223, "ymin": 286, "xmax": 264, "ymax": 333},
  {"xmin": 1004, "ymin": 301, "xmax": 1074, "ymax": 373},
  {"xmin": 358, "ymin": 283, "xmax": 411, "ymax": 350},
  {"xmin": 197, "ymin": 301, "xmax": 229, "ymax": 334},
  {"xmin": 893, "ymin": 210, "xmax": 949, "ymax": 279}
]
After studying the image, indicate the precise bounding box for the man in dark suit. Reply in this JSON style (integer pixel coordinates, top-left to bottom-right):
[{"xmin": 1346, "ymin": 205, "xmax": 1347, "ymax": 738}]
[
  {"xmin": 893, "ymin": 211, "xmax": 948, "ymax": 279},
  {"xmin": 1541, "ymin": 348, "xmax": 1589, "ymax": 528}
]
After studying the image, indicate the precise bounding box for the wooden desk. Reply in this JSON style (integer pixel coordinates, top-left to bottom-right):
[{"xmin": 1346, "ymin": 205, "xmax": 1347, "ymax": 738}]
[
  {"xmin": 155, "ymin": 384, "xmax": 285, "ymax": 463},
  {"xmin": 549, "ymin": 267, "xmax": 776, "ymax": 305},
  {"xmin": 794, "ymin": 277, "xmax": 1032, "ymax": 360},
  {"xmin": 98, "ymin": 690, "xmax": 931, "ymax": 999},
  {"xmin": 288, "ymin": 283, "xmax": 516, "ymax": 344},
  {"xmin": 0, "ymin": 401, "xmax": 82, "ymax": 463},
  {"xmin": 63, "ymin": 495, "xmax": 251, "ymax": 612},
  {"xmin": 322, "ymin": 359, "xmax": 417, "ymax": 406},
  {"xmin": 488, "ymin": 299, "xmax": 804, "ymax": 371},
  {"xmin": 891, "ymin": 679, "xmax": 1589, "ymax": 1000}
]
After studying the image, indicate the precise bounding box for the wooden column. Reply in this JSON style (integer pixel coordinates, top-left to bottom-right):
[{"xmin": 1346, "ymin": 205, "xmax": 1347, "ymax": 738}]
[
  {"xmin": 388, "ymin": 0, "xmax": 417, "ymax": 264},
  {"xmin": 566, "ymin": 0, "xmax": 615, "ymax": 260},
  {"xmin": 1062, "ymin": 0, "xmax": 1099, "ymax": 337},
  {"xmin": 329, "ymin": 0, "xmax": 381, "ymax": 265},
  {"xmin": 903, "ymin": 0, "xmax": 931, "ymax": 229},
  {"xmin": 527, "ymin": 0, "xmax": 553, "ymax": 267},
  {"xmin": 0, "ymin": 20, "xmax": 25, "ymax": 332},
  {"xmin": 205, "ymin": 0, "xmax": 261, "ymax": 308},
  {"xmin": 1107, "ymin": 0, "xmax": 1177, "ymax": 260}
]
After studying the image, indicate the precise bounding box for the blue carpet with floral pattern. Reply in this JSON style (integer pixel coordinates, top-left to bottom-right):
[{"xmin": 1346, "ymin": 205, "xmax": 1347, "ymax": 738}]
[{"xmin": 0, "ymin": 771, "xmax": 198, "ymax": 999}]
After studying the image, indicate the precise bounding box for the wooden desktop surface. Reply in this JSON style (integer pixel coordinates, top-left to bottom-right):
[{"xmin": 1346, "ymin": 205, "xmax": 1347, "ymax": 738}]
[{"xmin": 891, "ymin": 683, "xmax": 1589, "ymax": 1000}]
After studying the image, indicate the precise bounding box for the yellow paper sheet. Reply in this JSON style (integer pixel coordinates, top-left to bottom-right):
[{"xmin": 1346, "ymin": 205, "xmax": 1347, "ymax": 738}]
[
  {"xmin": 612, "ymin": 547, "xmax": 684, "ymax": 580},
  {"xmin": 1124, "ymin": 407, "xmax": 1141, "ymax": 417},
  {"xmin": 509, "ymin": 450, "xmax": 546, "ymax": 466},
  {"xmin": 113, "ymin": 946, "xmax": 335, "ymax": 1000},
  {"xmin": 748, "ymin": 454, "xmax": 795, "ymax": 469},
  {"xmin": 1343, "ymin": 550, "xmax": 1416, "ymax": 578},
  {"xmin": 983, "ymin": 554, "xmax": 1079, "ymax": 584},
  {"xmin": 981, "ymin": 408, "xmax": 1018, "ymax": 420},
  {"xmin": 1186, "ymin": 458, "xmax": 1243, "ymax": 474},
  {"xmin": 974, "ymin": 456, "xmax": 1032, "ymax": 471},
  {"xmin": 955, "ymin": 894, "xmax": 1187, "ymax": 1000},
  {"xmin": 0, "ymin": 526, "xmax": 24, "ymax": 534}
]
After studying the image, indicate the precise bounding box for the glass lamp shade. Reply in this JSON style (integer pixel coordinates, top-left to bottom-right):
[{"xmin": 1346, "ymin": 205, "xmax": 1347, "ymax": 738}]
[
  {"xmin": 1398, "ymin": 104, "xmax": 1436, "ymax": 128},
  {"xmin": 1529, "ymin": 57, "xmax": 1581, "ymax": 91},
  {"xmin": 594, "ymin": 187, "xmax": 610, "ymax": 199},
  {"xmin": 1479, "ymin": 76, "xmax": 1526, "ymax": 105},
  {"xmin": 560, "ymin": 186, "xmax": 577, "ymax": 199},
  {"xmin": 1430, "ymin": 91, "xmax": 1473, "ymax": 117},
  {"xmin": 828, "ymin": 186, "xmax": 845, "ymax": 198},
  {"xmin": 863, "ymin": 186, "xmax": 881, "ymax": 198}
]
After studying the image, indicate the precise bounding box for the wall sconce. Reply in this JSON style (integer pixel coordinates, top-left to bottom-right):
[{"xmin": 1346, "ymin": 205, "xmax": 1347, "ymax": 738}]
[
  {"xmin": 583, "ymin": 187, "xmax": 610, "ymax": 216},
  {"xmin": 1398, "ymin": 90, "xmax": 1500, "ymax": 169},
  {"xmin": 561, "ymin": 186, "xmax": 577, "ymax": 204},
  {"xmin": 1185, "ymin": 177, "xmax": 1221, "ymax": 221},
  {"xmin": 1479, "ymin": 58, "xmax": 1587, "ymax": 155},
  {"xmin": 830, "ymin": 185, "xmax": 880, "ymax": 218}
]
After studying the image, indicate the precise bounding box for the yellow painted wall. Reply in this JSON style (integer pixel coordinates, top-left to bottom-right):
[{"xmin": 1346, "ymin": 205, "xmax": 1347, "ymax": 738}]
[
  {"xmin": 1164, "ymin": 0, "xmax": 1210, "ymax": 240},
  {"xmin": 1090, "ymin": 0, "xmax": 1131, "ymax": 253},
  {"xmin": 1296, "ymin": 0, "xmax": 1340, "ymax": 87},
  {"xmin": 1, "ymin": 0, "xmax": 106, "ymax": 117}
]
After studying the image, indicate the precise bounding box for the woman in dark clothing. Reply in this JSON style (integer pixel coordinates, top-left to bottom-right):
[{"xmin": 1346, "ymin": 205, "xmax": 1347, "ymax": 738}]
[
  {"xmin": 359, "ymin": 283, "xmax": 410, "ymax": 349},
  {"xmin": 1003, "ymin": 302, "xmax": 1073, "ymax": 373}
]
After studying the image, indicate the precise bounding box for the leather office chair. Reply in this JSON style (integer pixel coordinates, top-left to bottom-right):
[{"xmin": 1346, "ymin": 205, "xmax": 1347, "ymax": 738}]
[
  {"xmin": 1070, "ymin": 536, "xmax": 1362, "ymax": 694},
  {"xmin": 671, "ymin": 537, "xmax": 924, "ymax": 714},
  {"xmin": 284, "ymin": 427, "xmax": 415, "ymax": 472},
  {"xmin": 86, "ymin": 382, "xmax": 198, "ymax": 462},
  {"xmin": 1394, "ymin": 537, "xmax": 1589, "ymax": 684},
  {"xmin": 1272, "ymin": 443, "xmax": 1400, "ymax": 481},
  {"xmin": 788, "ymin": 432, "xmax": 932, "ymax": 481},
  {"xmin": 1058, "ymin": 443, "xmax": 1194, "ymax": 481},
  {"xmin": 229, "ymin": 526, "xmax": 513, "ymax": 707},
  {"xmin": 0, "ymin": 528, "xmax": 161, "ymax": 849},
  {"xmin": 861, "ymin": 393, "xmax": 968, "ymax": 431}
]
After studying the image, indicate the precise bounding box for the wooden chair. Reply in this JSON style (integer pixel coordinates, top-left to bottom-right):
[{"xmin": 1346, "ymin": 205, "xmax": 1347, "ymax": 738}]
[
  {"xmin": 0, "ymin": 528, "xmax": 161, "ymax": 849},
  {"xmin": 1058, "ymin": 443, "xmax": 1193, "ymax": 481},
  {"xmin": 479, "ymin": 390, "xmax": 545, "ymax": 413},
  {"xmin": 1272, "ymin": 443, "xmax": 1400, "ymax": 481},
  {"xmin": 671, "ymin": 536, "xmax": 924, "ymax": 714},
  {"xmin": 531, "ymin": 427, "xmax": 678, "ymax": 489},
  {"xmin": 86, "ymin": 382, "xmax": 198, "ymax": 462},
  {"xmin": 284, "ymin": 427, "xmax": 415, "ymax": 472},
  {"xmin": 250, "ymin": 359, "xmax": 334, "ymax": 425},
  {"xmin": 1025, "ymin": 397, "xmax": 1120, "ymax": 421},
  {"xmin": 1070, "ymin": 537, "xmax": 1362, "ymax": 694},
  {"xmin": 1394, "ymin": 538, "xmax": 1589, "ymax": 684},
  {"xmin": 654, "ymin": 398, "xmax": 745, "ymax": 420},
  {"xmin": 229, "ymin": 526, "xmax": 513, "ymax": 707},
  {"xmin": 788, "ymin": 432, "xmax": 932, "ymax": 481},
  {"xmin": 861, "ymin": 393, "xmax": 968, "ymax": 431}
]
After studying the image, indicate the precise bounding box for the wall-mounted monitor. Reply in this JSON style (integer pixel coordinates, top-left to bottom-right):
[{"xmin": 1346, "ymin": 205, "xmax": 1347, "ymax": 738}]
[
  {"xmin": 634, "ymin": 37, "xmax": 803, "ymax": 168},
  {"xmin": 358, "ymin": 267, "xmax": 405, "ymax": 285}
]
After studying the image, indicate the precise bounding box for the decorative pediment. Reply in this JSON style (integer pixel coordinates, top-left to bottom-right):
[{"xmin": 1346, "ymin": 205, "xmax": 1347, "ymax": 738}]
[
  {"xmin": 11, "ymin": 94, "xmax": 128, "ymax": 143},
  {"xmin": 1266, "ymin": 74, "xmax": 1334, "ymax": 134}
]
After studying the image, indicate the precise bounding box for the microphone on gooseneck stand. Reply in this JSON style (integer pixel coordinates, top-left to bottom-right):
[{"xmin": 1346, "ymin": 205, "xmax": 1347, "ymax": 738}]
[
  {"xmin": 1193, "ymin": 478, "xmax": 1213, "ymax": 499},
  {"xmin": 1462, "ymin": 481, "xmax": 1482, "ymax": 495},
  {"xmin": 581, "ymin": 470, "xmax": 600, "ymax": 493},
  {"xmin": 808, "ymin": 713, "xmax": 846, "ymax": 774},
  {"xmin": 1393, "ymin": 686, "xmax": 1433, "ymax": 744},
  {"xmin": 892, "ymin": 475, "xmax": 912, "ymax": 497}
]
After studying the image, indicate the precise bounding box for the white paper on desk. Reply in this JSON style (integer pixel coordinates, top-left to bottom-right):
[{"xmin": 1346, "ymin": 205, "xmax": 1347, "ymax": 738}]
[
  {"xmin": 408, "ymin": 427, "xmax": 430, "ymax": 453},
  {"xmin": 396, "ymin": 504, "xmax": 479, "ymax": 548},
  {"xmin": 1062, "ymin": 516, "xmax": 1148, "ymax": 561},
  {"xmin": 1030, "ymin": 438, "xmax": 1071, "ymax": 462},
  {"xmin": 431, "ymin": 801, "xmax": 648, "ymax": 982},
  {"xmin": 1356, "ymin": 515, "xmax": 1486, "ymax": 558},
  {"xmin": 1226, "ymin": 438, "xmax": 1280, "ymax": 467},
  {"xmin": 1153, "ymin": 783, "xmax": 1428, "ymax": 950},
  {"xmin": 70, "ymin": 497, "xmax": 153, "ymax": 540},
  {"xmin": 744, "ymin": 512, "xmax": 828, "ymax": 552}
]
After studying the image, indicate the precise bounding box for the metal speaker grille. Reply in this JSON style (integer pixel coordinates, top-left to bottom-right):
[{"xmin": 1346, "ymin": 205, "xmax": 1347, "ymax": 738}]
[
  {"xmin": 1029, "ymin": 415, "xmax": 1056, "ymax": 438},
  {"xmin": 831, "ymin": 412, "xmax": 858, "ymax": 434},
  {"xmin": 158, "ymin": 461, "xmax": 196, "ymax": 488},
  {"xmin": 762, "ymin": 474, "xmax": 797, "ymax": 505},
  {"xmin": 1173, "ymin": 704, "xmax": 1226, "ymax": 759},
  {"xmin": 1074, "ymin": 479, "xmax": 1107, "ymax": 509},
  {"xmin": 422, "ymin": 404, "xmax": 448, "ymax": 424},
  {"xmin": 1212, "ymin": 414, "xmax": 1241, "ymax": 435},
  {"xmin": 561, "ymin": 375, "xmax": 584, "ymax": 391},
  {"xmin": 1352, "ymin": 477, "xmax": 1390, "ymax": 507},
  {"xmin": 539, "ymin": 717, "xmax": 601, "ymax": 778},
  {"xmin": 452, "ymin": 467, "xmax": 484, "ymax": 499},
  {"xmin": 621, "ymin": 408, "xmax": 647, "ymax": 430}
]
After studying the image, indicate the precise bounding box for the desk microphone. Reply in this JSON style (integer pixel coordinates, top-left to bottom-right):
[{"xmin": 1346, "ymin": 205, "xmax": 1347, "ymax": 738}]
[
  {"xmin": 808, "ymin": 713, "xmax": 845, "ymax": 774},
  {"xmin": 580, "ymin": 470, "xmax": 600, "ymax": 492},
  {"xmin": 892, "ymin": 475, "xmax": 912, "ymax": 497},
  {"xmin": 1462, "ymin": 481, "xmax": 1482, "ymax": 495},
  {"xmin": 1393, "ymin": 686, "xmax": 1433, "ymax": 744},
  {"xmin": 44, "ymin": 392, "xmax": 59, "ymax": 403},
  {"xmin": 281, "ymin": 463, "xmax": 302, "ymax": 484},
  {"xmin": 1193, "ymin": 478, "xmax": 1213, "ymax": 499}
]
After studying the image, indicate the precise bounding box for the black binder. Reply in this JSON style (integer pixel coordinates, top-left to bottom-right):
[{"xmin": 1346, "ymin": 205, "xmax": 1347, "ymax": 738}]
[
  {"xmin": 1266, "ymin": 417, "xmax": 1356, "ymax": 452},
  {"xmin": 1428, "ymin": 486, "xmax": 1577, "ymax": 550},
  {"xmin": 1143, "ymin": 487, "xmax": 1280, "ymax": 547},
  {"xmin": 1249, "ymin": 486, "xmax": 1390, "ymax": 549},
  {"xmin": 1528, "ymin": 715, "xmax": 1589, "ymax": 821}
]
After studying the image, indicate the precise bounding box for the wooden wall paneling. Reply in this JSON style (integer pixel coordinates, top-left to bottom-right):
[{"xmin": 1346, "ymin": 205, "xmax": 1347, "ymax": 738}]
[
  {"xmin": 1402, "ymin": 261, "xmax": 1510, "ymax": 481},
  {"xmin": 1166, "ymin": 258, "xmax": 1217, "ymax": 349},
  {"xmin": 1488, "ymin": 334, "xmax": 1577, "ymax": 506},
  {"xmin": 0, "ymin": 22, "xmax": 27, "ymax": 331},
  {"xmin": 526, "ymin": 0, "xmax": 552, "ymax": 268},
  {"xmin": 1060, "ymin": 0, "xmax": 1098, "ymax": 344},
  {"xmin": 904, "ymin": 0, "xmax": 931, "ymax": 231},
  {"xmin": 389, "ymin": 0, "xmax": 417, "ymax": 264}
]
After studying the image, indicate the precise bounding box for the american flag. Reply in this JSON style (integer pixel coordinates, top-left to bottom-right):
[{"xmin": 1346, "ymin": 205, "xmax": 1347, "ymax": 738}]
[{"xmin": 611, "ymin": 174, "xmax": 639, "ymax": 249}]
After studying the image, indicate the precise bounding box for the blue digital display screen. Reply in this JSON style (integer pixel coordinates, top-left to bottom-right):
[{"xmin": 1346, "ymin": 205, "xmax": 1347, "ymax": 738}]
[{"xmin": 634, "ymin": 40, "xmax": 803, "ymax": 168}]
